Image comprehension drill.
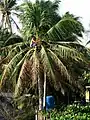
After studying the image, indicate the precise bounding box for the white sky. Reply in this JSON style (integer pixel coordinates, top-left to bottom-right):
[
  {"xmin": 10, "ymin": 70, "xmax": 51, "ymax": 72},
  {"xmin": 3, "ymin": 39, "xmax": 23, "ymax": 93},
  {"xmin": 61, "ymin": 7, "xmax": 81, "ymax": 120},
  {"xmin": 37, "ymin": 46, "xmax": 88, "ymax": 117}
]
[{"xmin": 59, "ymin": 0, "xmax": 90, "ymax": 30}]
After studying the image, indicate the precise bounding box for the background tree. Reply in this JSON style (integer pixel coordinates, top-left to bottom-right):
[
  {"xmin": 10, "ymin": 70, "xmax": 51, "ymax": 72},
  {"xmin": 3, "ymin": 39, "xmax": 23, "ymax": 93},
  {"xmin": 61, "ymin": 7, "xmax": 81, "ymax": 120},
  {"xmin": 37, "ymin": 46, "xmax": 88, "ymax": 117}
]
[
  {"xmin": 0, "ymin": 0, "xmax": 19, "ymax": 32},
  {"xmin": 0, "ymin": 27, "xmax": 23, "ymax": 86}
]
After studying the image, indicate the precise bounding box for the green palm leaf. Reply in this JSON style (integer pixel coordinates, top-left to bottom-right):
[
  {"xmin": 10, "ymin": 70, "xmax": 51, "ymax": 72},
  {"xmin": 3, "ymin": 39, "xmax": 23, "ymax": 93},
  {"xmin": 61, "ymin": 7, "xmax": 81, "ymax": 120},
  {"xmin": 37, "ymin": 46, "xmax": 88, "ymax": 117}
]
[
  {"xmin": 40, "ymin": 45, "xmax": 56, "ymax": 82},
  {"xmin": 0, "ymin": 49, "xmax": 27, "ymax": 90},
  {"xmin": 51, "ymin": 44, "xmax": 84, "ymax": 61},
  {"xmin": 47, "ymin": 17, "xmax": 84, "ymax": 42},
  {"xmin": 17, "ymin": 0, "xmax": 61, "ymax": 38},
  {"xmin": 14, "ymin": 51, "xmax": 36, "ymax": 97}
]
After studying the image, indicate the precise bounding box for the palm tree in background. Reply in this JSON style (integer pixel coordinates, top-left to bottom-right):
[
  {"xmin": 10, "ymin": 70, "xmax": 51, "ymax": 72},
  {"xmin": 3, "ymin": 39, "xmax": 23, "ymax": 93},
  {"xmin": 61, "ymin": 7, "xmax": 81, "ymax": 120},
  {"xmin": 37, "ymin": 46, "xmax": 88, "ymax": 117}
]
[
  {"xmin": 0, "ymin": 0, "xmax": 19, "ymax": 32},
  {"xmin": 0, "ymin": 27, "xmax": 22, "ymax": 48},
  {"xmin": 0, "ymin": 27, "xmax": 23, "ymax": 87},
  {"xmin": 0, "ymin": 0, "xmax": 86, "ymax": 112}
]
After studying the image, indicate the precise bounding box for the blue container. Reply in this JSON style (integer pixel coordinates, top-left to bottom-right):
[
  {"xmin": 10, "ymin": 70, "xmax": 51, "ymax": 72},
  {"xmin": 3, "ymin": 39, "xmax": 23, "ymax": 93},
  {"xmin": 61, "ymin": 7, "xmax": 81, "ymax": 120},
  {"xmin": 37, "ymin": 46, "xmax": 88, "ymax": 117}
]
[{"xmin": 46, "ymin": 96, "xmax": 55, "ymax": 110}]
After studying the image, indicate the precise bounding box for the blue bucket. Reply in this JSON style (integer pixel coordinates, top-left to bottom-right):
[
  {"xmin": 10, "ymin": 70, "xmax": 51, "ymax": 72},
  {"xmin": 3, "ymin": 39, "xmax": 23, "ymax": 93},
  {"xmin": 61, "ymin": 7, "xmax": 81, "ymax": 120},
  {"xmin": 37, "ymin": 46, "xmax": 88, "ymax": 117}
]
[{"xmin": 46, "ymin": 96, "xmax": 55, "ymax": 110}]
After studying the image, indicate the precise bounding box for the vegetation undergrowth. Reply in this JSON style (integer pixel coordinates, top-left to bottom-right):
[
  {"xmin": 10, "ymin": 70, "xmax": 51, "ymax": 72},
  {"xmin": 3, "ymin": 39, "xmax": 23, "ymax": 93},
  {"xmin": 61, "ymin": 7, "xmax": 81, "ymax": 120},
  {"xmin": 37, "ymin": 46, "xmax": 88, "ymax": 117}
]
[{"xmin": 44, "ymin": 104, "xmax": 90, "ymax": 120}]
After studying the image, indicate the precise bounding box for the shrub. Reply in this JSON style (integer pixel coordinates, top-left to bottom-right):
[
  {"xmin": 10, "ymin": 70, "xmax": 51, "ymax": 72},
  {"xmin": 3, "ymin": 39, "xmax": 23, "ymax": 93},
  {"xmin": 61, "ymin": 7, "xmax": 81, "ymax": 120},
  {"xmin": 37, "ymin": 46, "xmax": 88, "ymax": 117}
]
[{"xmin": 46, "ymin": 104, "xmax": 90, "ymax": 120}]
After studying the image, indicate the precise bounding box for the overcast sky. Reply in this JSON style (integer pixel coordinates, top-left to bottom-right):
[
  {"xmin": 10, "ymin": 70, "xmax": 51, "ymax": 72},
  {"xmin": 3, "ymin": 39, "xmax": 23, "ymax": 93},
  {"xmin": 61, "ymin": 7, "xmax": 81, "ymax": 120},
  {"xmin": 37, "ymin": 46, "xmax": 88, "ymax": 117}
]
[{"xmin": 59, "ymin": 0, "xmax": 90, "ymax": 30}]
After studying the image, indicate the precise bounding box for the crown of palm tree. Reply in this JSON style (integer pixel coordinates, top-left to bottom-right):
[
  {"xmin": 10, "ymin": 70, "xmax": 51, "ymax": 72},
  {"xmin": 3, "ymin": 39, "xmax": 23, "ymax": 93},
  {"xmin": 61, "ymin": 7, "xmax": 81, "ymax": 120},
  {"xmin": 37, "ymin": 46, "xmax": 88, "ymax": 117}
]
[
  {"xmin": 0, "ymin": 39, "xmax": 85, "ymax": 97},
  {"xmin": 17, "ymin": 0, "xmax": 84, "ymax": 42}
]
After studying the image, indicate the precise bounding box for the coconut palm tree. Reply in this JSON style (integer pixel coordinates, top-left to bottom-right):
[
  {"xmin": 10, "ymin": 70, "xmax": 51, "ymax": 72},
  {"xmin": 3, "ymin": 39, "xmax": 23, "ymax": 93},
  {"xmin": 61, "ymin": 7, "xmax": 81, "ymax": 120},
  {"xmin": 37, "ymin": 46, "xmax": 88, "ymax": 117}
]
[
  {"xmin": 0, "ymin": 38, "xmax": 85, "ymax": 108},
  {"xmin": 0, "ymin": 0, "xmax": 86, "ymax": 113},
  {"xmin": 0, "ymin": 0, "xmax": 19, "ymax": 32}
]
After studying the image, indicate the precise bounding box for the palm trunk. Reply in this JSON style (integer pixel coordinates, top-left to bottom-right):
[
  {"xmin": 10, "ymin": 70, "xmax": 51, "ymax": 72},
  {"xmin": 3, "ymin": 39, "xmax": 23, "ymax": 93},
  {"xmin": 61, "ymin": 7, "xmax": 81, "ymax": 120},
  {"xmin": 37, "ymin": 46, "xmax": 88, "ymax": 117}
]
[
  {"xmin": 43, "ymin": 71, "xmax": 46, "ymax": 120},
  {"xmin": 43, "ymin": 71, "xmax": 46, "ymax": 108},
  {"xmin": 38, "ymin": 75, "xmax": 43, "ymax": 111},
  {"xmin": 38, "ymin": 75, "xmax": 43, "ymax": 120}
]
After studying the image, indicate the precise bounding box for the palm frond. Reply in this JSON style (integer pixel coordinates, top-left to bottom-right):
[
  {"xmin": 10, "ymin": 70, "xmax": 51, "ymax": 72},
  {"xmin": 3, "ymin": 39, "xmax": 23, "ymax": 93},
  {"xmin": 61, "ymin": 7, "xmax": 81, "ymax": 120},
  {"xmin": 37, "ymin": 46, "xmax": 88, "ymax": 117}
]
[
  {"xmin": 48, "ymin": 48, "xmax": 70, "ymax": 80},
  {"xmin": 0, "ymin": 49, "xmax": 28, "ymax": 91},
  {"xmin": 17, "ymin": 0, "xmax": 61, "ymax": 38},
  {"xmin": 7, "ymin": 0, "xmax": 16, "ymax": 9},
  {"xmin": 14, "ymin": 59, "xmax": 32, "ymax": 97},
  {"xmin": 48, "ymin": 48, "xmax": 71, "ymax": 91},
  {"xmin": 10, "ymin": 17, "xmax": 20, "ymax": 30},
  {"xmin": 0, "ymin": 46, "xmax": 35, "ymax": 91},
  {"xmin": 51, "ymin": 44, "xmax": 84, "ymax": 62},
  {"xmin": 40, "ymin": 45, "xmax": 56, "ymax": 84},
  {"xmin": 0, "ymin": 41, "xmax": 29, "ymax": 59},
  {"xmin": 47, "ymin": 17, "xmax": 84, "ymax": 42},
  {"xmin": 9, "ymin": 48, "xmax": 35, "ymax": 81},
  {"xmin": 14, "ymin": 47, "xmax": 37, "ymax": 97}
]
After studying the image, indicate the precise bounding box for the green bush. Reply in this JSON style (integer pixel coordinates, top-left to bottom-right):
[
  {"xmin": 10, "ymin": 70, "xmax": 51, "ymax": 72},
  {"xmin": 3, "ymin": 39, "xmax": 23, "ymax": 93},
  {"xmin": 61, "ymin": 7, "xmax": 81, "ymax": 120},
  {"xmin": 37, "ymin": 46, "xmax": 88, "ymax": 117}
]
[{"xmin": 47, "ymin": 104, "xmax": 90, "ymax": 120}]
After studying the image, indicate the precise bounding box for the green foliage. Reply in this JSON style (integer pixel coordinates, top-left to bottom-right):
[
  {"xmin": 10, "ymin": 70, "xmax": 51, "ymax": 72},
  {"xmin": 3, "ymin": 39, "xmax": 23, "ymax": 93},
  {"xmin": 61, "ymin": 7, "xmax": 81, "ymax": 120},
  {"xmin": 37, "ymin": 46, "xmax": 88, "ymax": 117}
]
[
  {"xmin": 0, "ymin": 93, "xmax": 35, "ymax": 120},
  {"xmin": 83, "ymin": 72, "xmax": 90, "ymax": 84},
  {"xmin": 47, "ymin": 104, "xmax": 90, "ymax": 120},
  {"xmin": 0, "ymin": 28, "xmax": 12, "ymax": 47},
  {"xmin": 0, "ymin": 28, "xmax": 23, "ymax": 48},
  {"xmin": 81, "ymin": 49, "xmax": 90, "ymax": 85},
  {"xmin": 17, "ymin": 1, "xmax": 84, "ymax": 41},
  {"xmin": 17, "ymin": 0, "xmax": 61, "ymax": 39},
  {"xmin": 47, "ymin": 14, "xmax": 84, "ymax": 42},
  {"xmin": 0, "ymin": 40, "xmax": 86, "ymax": 97},
  {"xmin": 14, "ymin": 94, "xmax": 37, "ymax": 120}
]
